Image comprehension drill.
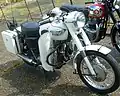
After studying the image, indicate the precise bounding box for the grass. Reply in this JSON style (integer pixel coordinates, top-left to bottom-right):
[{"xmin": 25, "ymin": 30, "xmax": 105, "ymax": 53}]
[
  {"xmin": 0, "ymin": 0, "xmax": 85, "ymax": 23},
  {"xmin": 0, "ymin": 0, "xmax": 23, "ymax": 3}
]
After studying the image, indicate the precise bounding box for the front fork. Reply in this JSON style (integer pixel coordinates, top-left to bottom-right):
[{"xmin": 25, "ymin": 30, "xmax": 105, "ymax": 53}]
[{"xmin": 70, "ymin": 28, "xmax": 96, "ymax": 76}]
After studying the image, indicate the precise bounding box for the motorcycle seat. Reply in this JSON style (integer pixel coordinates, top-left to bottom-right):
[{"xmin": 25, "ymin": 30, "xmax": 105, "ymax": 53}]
[{"xmin": 60, "ymin": 4, "xmax": 89, "ymax": 17}]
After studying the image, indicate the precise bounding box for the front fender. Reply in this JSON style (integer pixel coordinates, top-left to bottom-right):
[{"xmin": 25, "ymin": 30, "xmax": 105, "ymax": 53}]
[
  {"xmin": 74, "ymin": 45, "xmax": 111, "ymax": 62},
  {"xmin": 73, "ymin": 45, "xmax": 111, "ymax": 71},
  {"xmin": 85, "ymin": 45, "xmax": 111, "ymax": 55}
]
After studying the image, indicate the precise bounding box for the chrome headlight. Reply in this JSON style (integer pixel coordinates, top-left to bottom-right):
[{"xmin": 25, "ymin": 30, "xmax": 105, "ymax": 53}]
[
  {"xmin": 75, "ymin": 12, "xmax": 86, "ymax": 28},
  {"xmin": 65, "ymin": 11, "xmax": 86, "ymax": 27}
]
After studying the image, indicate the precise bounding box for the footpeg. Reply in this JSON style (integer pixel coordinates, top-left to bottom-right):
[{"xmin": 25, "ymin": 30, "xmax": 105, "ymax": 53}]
[{"xmin": 73, "ymin": 69, "xmax": 78, "ymax": 74}]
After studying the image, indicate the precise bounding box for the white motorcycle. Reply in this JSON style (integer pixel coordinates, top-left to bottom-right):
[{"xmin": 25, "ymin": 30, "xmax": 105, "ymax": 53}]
[{"xmin": 1, "ymin": 7, "xmax": 120, "ymax": 94}]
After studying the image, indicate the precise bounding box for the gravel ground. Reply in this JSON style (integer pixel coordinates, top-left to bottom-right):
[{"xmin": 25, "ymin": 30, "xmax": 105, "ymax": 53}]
[
  {"xmin": 0, "ymin": 22, "xmax": 120, "ymax": 96},
  {"xmin": 1, "ymin": 0, "xmax": 120, "ymax": 96}
]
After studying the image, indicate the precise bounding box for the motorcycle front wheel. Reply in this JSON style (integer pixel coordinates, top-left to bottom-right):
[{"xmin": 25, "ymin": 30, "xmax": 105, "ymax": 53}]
[{"xmin": 76, "ymin": 51, "xmax": 120, "ymax": 94}]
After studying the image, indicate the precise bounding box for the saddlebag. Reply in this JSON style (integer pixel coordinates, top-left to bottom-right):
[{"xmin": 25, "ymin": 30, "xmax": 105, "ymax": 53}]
[{"xmin": 1, "ymin": 30, "xmax": 21, "ymax": 54}]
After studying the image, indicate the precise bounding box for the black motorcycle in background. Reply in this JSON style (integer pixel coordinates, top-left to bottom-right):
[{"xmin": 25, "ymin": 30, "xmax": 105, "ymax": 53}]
[{"xmin": 60, "ymin": 0, "xmax": 120, "ymax": 52}]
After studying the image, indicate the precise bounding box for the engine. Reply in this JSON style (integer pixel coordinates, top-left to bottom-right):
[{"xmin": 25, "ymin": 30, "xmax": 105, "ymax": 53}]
[{"xmin": 47, "ymin": 40, "xmax": 73, "ymax": 69}]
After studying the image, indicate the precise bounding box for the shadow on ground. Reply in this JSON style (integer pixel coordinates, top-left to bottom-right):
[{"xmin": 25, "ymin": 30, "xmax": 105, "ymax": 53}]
[
  {"xmin": 110, "ymin": 47, "xmax": 120, "ymax": 63},
  {"xmin": 1, "ymin": 60, "xmax": 58, "ymax": 95},
  {"xmin": 1, "ymin": 46, "xmax": 119, "ymax": 96},
  {"xmin": 0, "ymin": 60, "xmax": 107, "ymax": 96}
]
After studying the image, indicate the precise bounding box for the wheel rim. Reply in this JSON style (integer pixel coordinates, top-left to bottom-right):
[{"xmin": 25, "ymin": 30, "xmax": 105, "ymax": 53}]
[
  {"xmin": 80, "ymin": 55, "xmax": 115, "ymax": 90},
  {"xmin": 115, "ymin": 31, "xmax": 120, "ymax": 48}
]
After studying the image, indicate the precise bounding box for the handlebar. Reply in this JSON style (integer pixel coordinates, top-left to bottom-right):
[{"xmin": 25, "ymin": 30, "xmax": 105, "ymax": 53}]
[{"xmin": 39, "ymin": 18, "xmax": 52, "ymax": 25}]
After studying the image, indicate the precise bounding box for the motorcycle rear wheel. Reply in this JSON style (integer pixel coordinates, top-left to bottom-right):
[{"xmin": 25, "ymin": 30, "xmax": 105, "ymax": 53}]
[
  {"xmin": 111, "ymin": 29, "xmax": 120, "ymax": 53},
  {"xmin": 76, "ymin": 51, "xmax": 120, "ymax": 94}
]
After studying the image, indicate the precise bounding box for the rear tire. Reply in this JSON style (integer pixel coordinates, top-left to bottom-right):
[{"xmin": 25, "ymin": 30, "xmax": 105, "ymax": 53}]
[
  {"xmin": 76, "ymin": 51, "xmax": 120, "ymax": 94},
  {"xmin": 111, "ymin": 29, "xmax": 120, "ymax": 53}
]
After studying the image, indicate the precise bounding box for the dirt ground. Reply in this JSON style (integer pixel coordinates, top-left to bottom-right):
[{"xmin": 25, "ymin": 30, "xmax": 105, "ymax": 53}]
[
  {"xmin": 0, "ymin": 21, "xmax": 93, "ymax": 96},
  {"xmin": 0, "ymin": 0, "xmax": 120, "ymax": 96},
  {"xmin": 0, "ymin": 22, "xmax": 120, "ymax": 96}
]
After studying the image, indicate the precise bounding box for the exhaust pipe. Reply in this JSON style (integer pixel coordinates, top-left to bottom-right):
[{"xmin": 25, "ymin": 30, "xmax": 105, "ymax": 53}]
[{"xmin": 17, "ymin": 54, "xmax": 37, "ymax": 66}]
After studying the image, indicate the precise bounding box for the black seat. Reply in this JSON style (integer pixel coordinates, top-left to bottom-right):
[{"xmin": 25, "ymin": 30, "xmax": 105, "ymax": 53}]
[
  {"xmin": 60, "ymin": 4, "xmax": 89, "ymax": 17},
  {"xmin": 21, "ymin": 22, "xmax": 39, "ymax": 37}
]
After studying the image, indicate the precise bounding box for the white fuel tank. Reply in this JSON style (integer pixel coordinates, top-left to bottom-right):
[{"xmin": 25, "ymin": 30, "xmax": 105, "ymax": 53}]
[
  {"xmin": 49, "ymin": 21, "xmax": 68, "ymax": 40},
  {"xmin": 1, "ymin": 30, "xmax": 21, "ymax": 54}
]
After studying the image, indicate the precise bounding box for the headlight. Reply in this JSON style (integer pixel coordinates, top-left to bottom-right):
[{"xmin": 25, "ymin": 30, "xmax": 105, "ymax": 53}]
[
  {"xmin": 76, "ymin": 12, "xmax": 86, "ymax": 28},
  {"xmin": 65, "ymin": 11, "xmax": 86, "ymax": 27}
]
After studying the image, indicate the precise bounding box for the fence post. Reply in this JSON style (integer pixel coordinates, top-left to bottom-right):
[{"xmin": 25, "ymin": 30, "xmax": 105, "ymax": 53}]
[
  {"xmin": 70, "ymin": 0, "xmax": 73, "ymax": 5},
  {"xmin": 24, "ymin": 0, "xmax": 33, "ymax": 21},
  {"xmin": 0, "ymin": 5, "xmax": 7, "ymax": 22},
  {"xmin": 36, "ymin": 0, "xmax": 43, "ymax": 17},
  {"xmin": 51, "ymin": 0, "xmax": 55, "ymax": 8}
]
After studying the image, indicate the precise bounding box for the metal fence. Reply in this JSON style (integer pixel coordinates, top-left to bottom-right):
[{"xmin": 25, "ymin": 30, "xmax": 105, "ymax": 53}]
[{"xmin": 0, "ymin": 0, "xmax": 93, "ymax": 23}]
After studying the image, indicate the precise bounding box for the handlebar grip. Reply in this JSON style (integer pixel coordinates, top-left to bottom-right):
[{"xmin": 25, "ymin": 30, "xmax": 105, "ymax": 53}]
[{"xmin": 39, "ymin": 19, "xmax": 51, "ymax": 25}]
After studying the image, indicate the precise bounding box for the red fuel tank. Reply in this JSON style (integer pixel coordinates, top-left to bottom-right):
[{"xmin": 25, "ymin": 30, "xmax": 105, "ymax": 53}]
[{"xmin": 87, "ymin": 3, "xmax": 105, "ymax": 18}]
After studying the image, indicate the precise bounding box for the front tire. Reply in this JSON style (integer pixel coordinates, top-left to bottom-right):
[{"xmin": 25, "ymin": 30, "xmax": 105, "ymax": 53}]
[{"xmin": 76, "ymin": 51, "xmax": 120, "ymax": 94}]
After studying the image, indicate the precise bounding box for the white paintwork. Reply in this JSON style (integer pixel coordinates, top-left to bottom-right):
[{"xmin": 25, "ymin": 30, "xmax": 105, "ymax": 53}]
[
  {"xmin": 115, "ymin": 5, "xmax": 120, "ymax": 9},
  {"xmin": 1, "ymin": 30, "xmax": 21, "ymax": 54},
  {"xmin": 64, "ymin": 11, "xmax": 86, "ymax": 27},
  {"xmin": 40, "ymin": 20, "xmax": 68, "ymax": 40},
  {"xmin": 39, "ymin": 20, "xmax": 68, "ymax": 71},
  {"xmin": 50, "ymin": 7, "xmax": 62, "ymax": 16},
  {"xmin": 49, "ymin": 21, "xmax": 68, "ymax": 40},
  {"xmin": 85, "ymin": 45, "xmax": 111, "ymax": 55},
  {"xmin": 73, "ymin": 45, "xmax": 111, "ymax": 72},
  {"xmin": 63, "ymin": 11, "xmax": 111, "ymax": 75},
  {"xmin": 64, "ymin": 21, "xmax": 96, "ymax": 75},
  {"xmin": 38, "ymin": 32, "xmax": 53, "ymax": 71},
  {"xmin": 79, "ymin": 28, "xmax": 91, "ymax": 46},
  {"xmin": 15, "ymin": 27, "xmax": 21, "ymax": 32},
  {"xmin": 65, "ymin": 23, "xmax": 85, "ymax": 51}
]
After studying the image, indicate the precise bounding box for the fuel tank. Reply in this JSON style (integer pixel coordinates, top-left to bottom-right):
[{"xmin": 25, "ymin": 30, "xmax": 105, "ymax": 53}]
[
  {"xmin": 87, "ymin": 3, "xmax": 105, "ymax": 18},
  {"xmin": 40, "ymin": 20, "xmax": 68, "ymax": 40}
]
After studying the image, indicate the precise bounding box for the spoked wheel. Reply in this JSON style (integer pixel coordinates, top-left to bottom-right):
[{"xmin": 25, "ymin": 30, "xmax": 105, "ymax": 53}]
[
  {"xmin": 111, "ymin": 30, "xmax": 120, "ymax": 52},
  {"xmin": 76, "ymin": 51, "xmax": 120, "ymax": 94}
]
